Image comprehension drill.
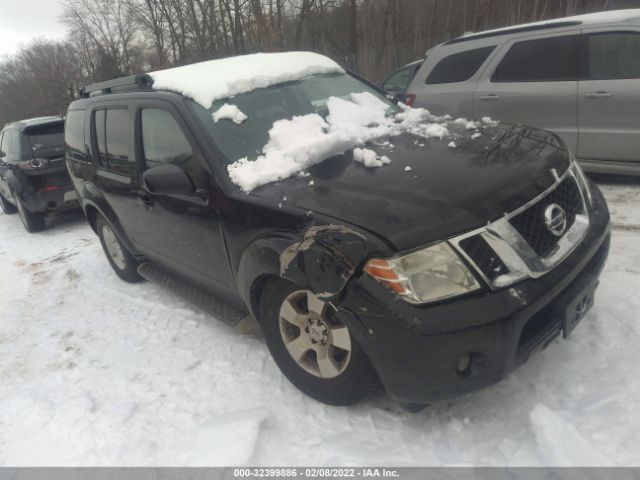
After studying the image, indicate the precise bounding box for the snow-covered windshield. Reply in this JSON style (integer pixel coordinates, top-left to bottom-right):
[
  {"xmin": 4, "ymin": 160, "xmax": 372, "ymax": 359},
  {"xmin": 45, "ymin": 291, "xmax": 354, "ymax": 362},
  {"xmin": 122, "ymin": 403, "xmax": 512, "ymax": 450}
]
[{"xmin": 190, "ymin": 72, "xmax": 397, "ymax": 164}]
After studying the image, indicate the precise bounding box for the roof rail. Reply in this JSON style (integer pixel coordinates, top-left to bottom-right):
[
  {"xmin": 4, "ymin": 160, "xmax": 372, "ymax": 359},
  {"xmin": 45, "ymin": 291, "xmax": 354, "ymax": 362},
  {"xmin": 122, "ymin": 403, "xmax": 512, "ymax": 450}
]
[
  {"xmin": 79, "ymin": 74, "xmax": 154, "ymax": 98},
  {"xmin": 444, "ymin": 20, "xmax": 582, "ymax": 45}
]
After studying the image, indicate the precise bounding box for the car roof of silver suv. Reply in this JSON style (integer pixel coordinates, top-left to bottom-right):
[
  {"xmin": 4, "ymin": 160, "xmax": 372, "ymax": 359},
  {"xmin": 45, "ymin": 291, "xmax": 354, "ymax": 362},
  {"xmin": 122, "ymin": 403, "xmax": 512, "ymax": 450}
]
[{"xmin": 443, "ymin": 8, "xmax": 640, "ymax": 46}]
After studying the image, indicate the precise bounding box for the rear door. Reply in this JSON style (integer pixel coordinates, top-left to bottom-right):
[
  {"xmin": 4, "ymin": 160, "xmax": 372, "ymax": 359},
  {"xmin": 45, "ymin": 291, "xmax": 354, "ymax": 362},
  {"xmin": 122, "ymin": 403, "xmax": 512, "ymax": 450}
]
[
  {"xmin": 133, "ymin": 100, "xmax": 237, "ymax": 297},
  {"xmin": 91, "ymin": 105, "xmax": 141, "ymax": 246},
  {"xmin": 474, "ymin": 33, "xmax": 580, "ymax": 153},
  {"xmin": 577, "ymin": 29, "xmax": 640, "ymax": 162}
]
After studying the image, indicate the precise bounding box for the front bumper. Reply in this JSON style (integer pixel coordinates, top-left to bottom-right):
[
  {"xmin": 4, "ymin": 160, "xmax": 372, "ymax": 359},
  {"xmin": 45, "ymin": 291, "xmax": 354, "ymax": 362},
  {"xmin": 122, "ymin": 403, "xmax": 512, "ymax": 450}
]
[{"xmin": 338, "ymin": 184, "xmax": 611, "ymax": 404}]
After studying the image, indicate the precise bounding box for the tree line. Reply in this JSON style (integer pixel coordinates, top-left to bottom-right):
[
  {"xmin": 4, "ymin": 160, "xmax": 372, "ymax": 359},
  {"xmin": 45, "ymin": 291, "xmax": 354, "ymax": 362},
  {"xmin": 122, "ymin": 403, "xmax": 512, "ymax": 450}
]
[{"xmin": 1, "ymin": 0, "xmax": 638, "ymax": 125}]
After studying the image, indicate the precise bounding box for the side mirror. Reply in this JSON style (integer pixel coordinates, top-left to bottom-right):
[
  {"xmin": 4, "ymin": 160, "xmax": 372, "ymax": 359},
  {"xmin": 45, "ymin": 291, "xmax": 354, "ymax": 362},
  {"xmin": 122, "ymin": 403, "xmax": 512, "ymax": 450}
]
[{"xmin": 143, "ymin": 164, "xmax": 195, "ymax": 196}]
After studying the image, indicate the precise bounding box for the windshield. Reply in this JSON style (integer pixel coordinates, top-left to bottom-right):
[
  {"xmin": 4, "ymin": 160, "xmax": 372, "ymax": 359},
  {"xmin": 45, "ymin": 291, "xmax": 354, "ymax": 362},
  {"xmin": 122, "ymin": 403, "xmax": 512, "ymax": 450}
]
[
  {"xmin": 190, "ymin": 73, "xmax": 397, "ymax": 164},
  {"xmin": 27, "ymin": 123, "xmax": 64, "ymax": 153}
]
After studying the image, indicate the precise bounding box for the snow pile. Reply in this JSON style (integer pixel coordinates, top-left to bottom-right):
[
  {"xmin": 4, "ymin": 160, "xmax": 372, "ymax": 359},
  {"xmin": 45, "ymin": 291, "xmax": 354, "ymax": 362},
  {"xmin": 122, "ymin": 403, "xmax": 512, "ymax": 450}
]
[
  {"xmin": 212, "ymin": 104, "xmax": 247, "ymax": 124},
  {"xmin": 228, "ymin": 92, "xmax": 399, "ymax": 192},
  {"xmin": 529, "ymin": 404, "xmax": 616, "ymax": 466},
  {"xmin": 186, "ymin": 408, "xmax": 268, "ymax": 465},
  {"xmin": 327, "ymin": 93, "xmax": 389, "ymax": 129},
  {"xmin": 228, "ymin": 93, "xmax": 462, "ymax": 192},
  {"xmin": 149, "ymin": 52, "xmax": 344, "ymax": 108},
  {"xmin": 353, "ymin": 148, "xmax": 390, "ymax": 168}
]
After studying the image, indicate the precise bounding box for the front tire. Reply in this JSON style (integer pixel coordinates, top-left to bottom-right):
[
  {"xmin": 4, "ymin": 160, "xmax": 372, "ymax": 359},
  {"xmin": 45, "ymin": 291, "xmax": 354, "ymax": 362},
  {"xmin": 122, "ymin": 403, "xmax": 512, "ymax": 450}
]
[
  {"xmin": 260, "ymin": 279, "xmax": 381, "ymax": 406},
  {"xmin": 15, "ymin": 196, "xmax": 45, "ymax": 233},
  {"xmin": 96, "ymin": 215, "xmax": 143, "ymax": 283}
]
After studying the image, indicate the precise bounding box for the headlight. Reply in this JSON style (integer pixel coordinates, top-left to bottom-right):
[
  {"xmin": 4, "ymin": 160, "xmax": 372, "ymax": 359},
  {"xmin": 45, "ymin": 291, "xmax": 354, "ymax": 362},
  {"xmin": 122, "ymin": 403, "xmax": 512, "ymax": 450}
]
[
  {"xmin": 364, "ymin": 242, "xmax": 481, "ymax": 304},
  {"xmin": 571, "ymin": 156, "xmax": 592, "ymax": 206}
]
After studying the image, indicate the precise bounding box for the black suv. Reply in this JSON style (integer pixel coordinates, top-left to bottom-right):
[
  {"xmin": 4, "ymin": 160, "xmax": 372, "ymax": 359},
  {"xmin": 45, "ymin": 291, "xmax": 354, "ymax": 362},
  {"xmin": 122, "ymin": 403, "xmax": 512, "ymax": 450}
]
[
  {"xmin": 65, "ymin": 54, "xmax": 610, "ymax": 409},
  {"xmin": 0, "ymin": 116, "xmax": 78, "ymax": 232}
]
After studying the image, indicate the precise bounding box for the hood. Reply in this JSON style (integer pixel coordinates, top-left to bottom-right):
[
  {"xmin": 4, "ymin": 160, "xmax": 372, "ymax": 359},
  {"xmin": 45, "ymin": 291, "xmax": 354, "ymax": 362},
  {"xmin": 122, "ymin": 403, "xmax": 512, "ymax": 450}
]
[{"xmin": 250, "ymin": 124, "xmax": 571, "ymax": 252}]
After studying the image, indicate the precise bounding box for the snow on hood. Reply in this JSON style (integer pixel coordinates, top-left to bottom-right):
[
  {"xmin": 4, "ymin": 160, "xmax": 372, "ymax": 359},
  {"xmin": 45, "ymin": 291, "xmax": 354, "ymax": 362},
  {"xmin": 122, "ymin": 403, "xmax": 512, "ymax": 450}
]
[
  {"xmin": 149, "ymin": 52, "xmax": 344, "ymax": 108},
  {"xmin": 227, "ymin": 91, "xmax": 490, "ymax": 193}
]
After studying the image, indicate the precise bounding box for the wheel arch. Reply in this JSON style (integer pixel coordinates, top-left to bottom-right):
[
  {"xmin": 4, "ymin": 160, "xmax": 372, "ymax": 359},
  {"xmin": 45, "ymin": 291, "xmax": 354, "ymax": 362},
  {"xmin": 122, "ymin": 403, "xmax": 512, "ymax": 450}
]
[
  {"xmin": 238, "ymin": 224, "xmax": 374, "ymax": 322},
  {"xmin": 81, "ymin": 192, "xmax": 138, "ymax": 256}
]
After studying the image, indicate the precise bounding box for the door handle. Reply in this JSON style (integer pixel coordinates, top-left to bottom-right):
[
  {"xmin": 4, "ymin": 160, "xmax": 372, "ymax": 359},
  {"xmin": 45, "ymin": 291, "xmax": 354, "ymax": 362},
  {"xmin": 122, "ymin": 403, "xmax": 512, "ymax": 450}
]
[
  {"xmin": 585, "ymin": 91, "xmax": 613, "ymax": 99},
  {"xmin": 479, "ymin": 94, "xmax": 500, "ymax": 101},
  {"xmin": 137, "ymin": 191, "xmax": 154, "ymax": 207}
]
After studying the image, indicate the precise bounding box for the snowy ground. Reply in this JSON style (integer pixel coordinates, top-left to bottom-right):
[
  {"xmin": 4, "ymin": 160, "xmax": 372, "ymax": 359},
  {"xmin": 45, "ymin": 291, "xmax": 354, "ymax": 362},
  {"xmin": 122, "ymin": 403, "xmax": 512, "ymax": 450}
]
[{"xmin": 1, "ymin": 176, "xmax": 639, "ymax": 467}]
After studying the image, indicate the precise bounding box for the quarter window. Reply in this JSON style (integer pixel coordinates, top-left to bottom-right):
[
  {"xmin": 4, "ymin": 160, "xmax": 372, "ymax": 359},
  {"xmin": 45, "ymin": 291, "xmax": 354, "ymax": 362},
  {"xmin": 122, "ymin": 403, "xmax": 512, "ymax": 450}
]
[
  {"xmin": 0, "ymin": 131, "xmax": 8, "ymax": 156},
  {"xmin": 140, "ymin": 108, "xmax": 197, "ymax": 183},
  {"xmin": 426, "ymin": 46, "xmax": 495, "ymax": 84},
  {"xmin": 65, "ymin": 110, "xmax": 87, "ymax": 161},
  {"xmin": 492, "ymin": 35, "xmax": 579, "ymax": 82},
  {"xmin": 587, "ymin": 32, "xmax": 640, "ymax": 80},
  {"xmin": 383, "ymin": 68, "xmax": 414, "ymax": 92}
]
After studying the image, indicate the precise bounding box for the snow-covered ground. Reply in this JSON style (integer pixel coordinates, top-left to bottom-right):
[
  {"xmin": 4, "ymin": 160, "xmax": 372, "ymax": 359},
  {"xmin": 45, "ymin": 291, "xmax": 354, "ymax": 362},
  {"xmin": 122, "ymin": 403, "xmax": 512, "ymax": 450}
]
[{"xmin": 1, "ymin": 176, "xmax": 639, "ymax": 467}]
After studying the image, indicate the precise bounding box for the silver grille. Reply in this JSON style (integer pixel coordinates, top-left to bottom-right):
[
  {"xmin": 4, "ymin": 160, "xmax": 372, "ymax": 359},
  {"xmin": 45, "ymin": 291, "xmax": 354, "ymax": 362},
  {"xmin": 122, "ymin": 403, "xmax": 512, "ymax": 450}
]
[{"xmin": 450, "ymin": 164, "xmax": 590, "ymax": 289}]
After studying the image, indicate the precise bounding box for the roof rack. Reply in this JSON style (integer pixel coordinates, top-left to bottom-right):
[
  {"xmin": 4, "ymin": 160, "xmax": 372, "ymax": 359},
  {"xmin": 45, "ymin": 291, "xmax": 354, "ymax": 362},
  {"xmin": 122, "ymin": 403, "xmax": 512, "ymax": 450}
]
[
  {"xmin": 444, "ymin": 20, "xmax": 582, "ymax": 45},
  {"xmin": 79, "ymin": 74, "xmax": 154, "ymax": 98}
]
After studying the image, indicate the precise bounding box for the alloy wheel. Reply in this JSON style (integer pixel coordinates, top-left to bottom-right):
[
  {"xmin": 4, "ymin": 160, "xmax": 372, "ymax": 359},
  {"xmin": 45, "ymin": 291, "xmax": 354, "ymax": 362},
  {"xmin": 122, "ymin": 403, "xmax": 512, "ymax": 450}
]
[
  {"xmin": 279, "ymin": 290, "xmax": 352, "ymax": 379},
  {"xmin": 102, "ymin": 224, "xmax": 127, "ymax": 270}
]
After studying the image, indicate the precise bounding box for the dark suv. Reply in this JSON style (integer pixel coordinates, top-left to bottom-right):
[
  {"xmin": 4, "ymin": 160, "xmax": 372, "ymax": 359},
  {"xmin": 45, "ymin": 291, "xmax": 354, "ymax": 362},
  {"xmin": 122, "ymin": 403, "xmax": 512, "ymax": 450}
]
[
  {"xmin": 0, "ymin": 116, "xmax": 78, "ymax": 232},
  {"xmin": 65, "ymin": 53, "xmax": 610, "ymax": 409}
]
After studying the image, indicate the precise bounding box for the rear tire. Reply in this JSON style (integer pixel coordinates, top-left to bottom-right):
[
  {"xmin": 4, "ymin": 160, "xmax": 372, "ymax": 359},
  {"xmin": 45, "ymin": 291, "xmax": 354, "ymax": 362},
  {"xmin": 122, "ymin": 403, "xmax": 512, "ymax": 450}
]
[
  {"xmin": 96, "ymin": 215, "xmax": 143, "ymax": 283},
  {"xmin": 15, "ymin": 196, "xmax": 45, "ymax": 233},
  {"xmin": 0, "ymin": 193, "xmax": 17, "ymax": 214},
  {"xmin": 260, "ymin": 278, "xmax": 381, "ymax": 406}
]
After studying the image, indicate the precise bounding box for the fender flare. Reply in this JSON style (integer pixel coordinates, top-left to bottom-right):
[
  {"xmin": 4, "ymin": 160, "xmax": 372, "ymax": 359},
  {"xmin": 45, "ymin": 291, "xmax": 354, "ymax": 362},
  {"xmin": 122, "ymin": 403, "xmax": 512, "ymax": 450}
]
[{"xmin": 81, "ymin": 183, "xmax": 138, "ymax": 256}]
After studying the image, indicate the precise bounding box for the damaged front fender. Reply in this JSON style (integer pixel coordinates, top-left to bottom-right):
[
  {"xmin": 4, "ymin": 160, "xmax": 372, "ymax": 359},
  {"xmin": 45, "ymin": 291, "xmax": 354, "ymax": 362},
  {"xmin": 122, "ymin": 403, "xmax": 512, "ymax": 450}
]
[
  {"xmin": 236, "ymin": 223, "xmax": 378, "ymax": 320},
  {"xmin": 279, "ymin": 224, "xmax": 369, "ymax": 300}
]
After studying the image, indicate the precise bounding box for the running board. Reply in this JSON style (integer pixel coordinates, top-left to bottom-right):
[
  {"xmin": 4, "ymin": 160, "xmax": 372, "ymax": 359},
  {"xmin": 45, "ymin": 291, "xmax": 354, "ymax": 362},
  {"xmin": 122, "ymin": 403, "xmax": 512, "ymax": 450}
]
[{"xmin": 137, "ymin": 262, "xmax": 247, "ymax": 326}]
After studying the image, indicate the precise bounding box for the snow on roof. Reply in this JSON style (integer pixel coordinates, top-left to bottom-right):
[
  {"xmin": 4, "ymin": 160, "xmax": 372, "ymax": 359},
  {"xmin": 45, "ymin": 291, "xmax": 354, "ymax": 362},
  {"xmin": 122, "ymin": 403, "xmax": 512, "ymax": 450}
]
[
  {"xmin": 149, "ymin": 52, "xmax": 344, "ymax": 108},
  {"xmin": 455, "ymin": 8, "xmax": 640, "ymax": 42}
]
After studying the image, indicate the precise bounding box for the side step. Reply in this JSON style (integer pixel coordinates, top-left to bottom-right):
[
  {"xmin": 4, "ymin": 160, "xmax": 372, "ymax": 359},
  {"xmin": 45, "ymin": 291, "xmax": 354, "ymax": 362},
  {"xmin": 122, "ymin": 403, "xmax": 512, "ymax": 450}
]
[{"xmin": 137, "ymin": 262, "xmax": 247, "ymax": 326}]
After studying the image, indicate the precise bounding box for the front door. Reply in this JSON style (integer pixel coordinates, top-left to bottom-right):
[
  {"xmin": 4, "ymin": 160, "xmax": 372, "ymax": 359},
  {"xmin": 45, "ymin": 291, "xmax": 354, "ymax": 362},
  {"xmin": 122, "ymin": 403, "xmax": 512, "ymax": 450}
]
[
  {"xmin": 577, "ymin": 29, "xmax": 640, "ymax": 163},
  {"xmin": 133, "ymin": 101, "xmax": 237, "ymax": 298}
]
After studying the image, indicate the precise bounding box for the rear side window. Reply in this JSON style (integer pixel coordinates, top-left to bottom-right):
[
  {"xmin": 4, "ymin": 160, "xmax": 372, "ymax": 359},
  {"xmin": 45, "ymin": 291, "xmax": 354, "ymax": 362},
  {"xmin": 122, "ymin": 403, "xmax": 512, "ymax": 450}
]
[
  {"xmin": 93, "ymin": 108, "xmax": 134, "ymax": 175},
  {"xmin": 492, "ymin": 35, "xmax": 579, "ymax": 82},
  {"xmin": 587, "ymin": 32, "xmax": 640, "ymax": 80},
  {"xmin": 65, "ymin": 110, "xmax": 87, "ymax": 161},
  {"xmin": 94, "ymin": 110, "xmax": 107, "ymax": 167},
  {"xmin": 426, "ymin": 46, "xmax": 495, "ymax": 84}
]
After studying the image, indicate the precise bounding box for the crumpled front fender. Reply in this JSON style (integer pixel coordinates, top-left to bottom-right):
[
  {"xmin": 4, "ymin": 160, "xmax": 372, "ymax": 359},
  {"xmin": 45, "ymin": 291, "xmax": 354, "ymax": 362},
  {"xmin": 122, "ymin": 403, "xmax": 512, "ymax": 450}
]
[
  {"xmin": 279, "ymin": 224, "xmax": 369, "ymax": 300},
  {"xmin": 237, "ymin": 223, "xmax": 380, "ymax": 319}
]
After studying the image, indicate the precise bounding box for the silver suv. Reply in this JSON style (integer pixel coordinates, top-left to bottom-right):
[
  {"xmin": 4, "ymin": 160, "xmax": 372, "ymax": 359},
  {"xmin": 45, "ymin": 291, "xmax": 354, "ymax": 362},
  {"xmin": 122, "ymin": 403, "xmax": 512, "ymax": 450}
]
[{"xmin": 406, "ymin": 9, "xmax": 640, "ymax": 176}]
